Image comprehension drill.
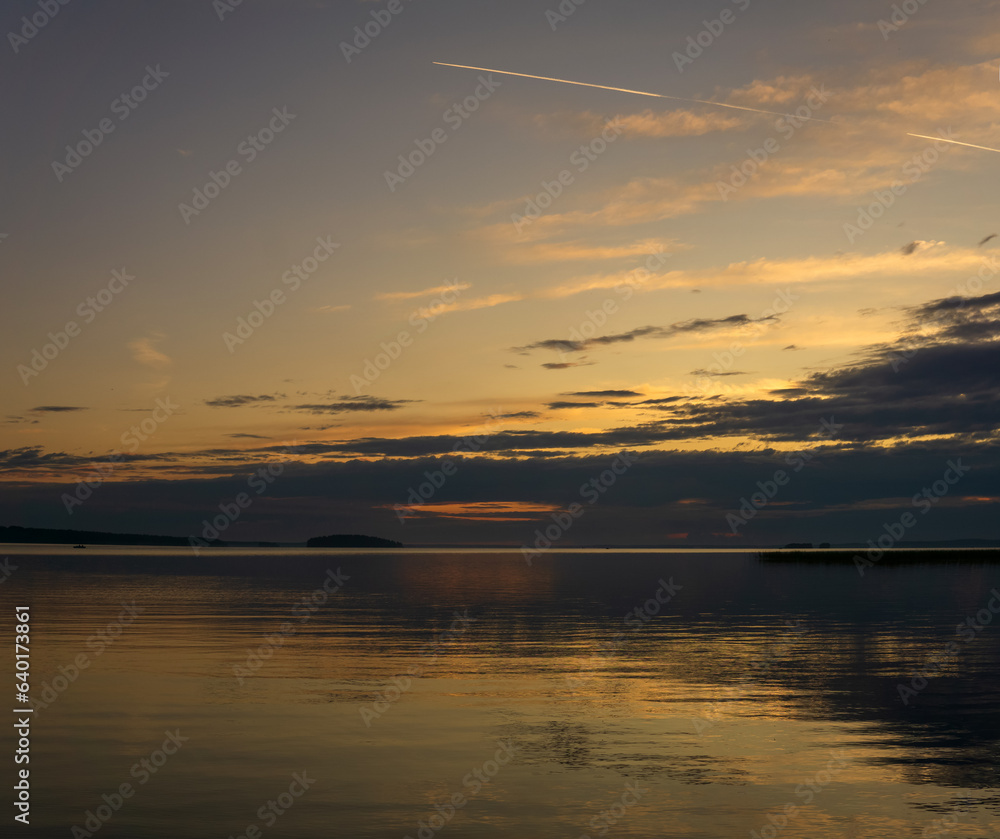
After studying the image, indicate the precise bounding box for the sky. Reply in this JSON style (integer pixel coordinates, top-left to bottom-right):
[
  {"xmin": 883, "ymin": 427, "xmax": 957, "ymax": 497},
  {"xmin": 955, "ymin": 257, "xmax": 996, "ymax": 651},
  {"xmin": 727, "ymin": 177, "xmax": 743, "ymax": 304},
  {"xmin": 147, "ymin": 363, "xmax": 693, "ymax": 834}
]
[{"xmin": 2, "ymin": 0, "xmax": 999, "ymax": 546}]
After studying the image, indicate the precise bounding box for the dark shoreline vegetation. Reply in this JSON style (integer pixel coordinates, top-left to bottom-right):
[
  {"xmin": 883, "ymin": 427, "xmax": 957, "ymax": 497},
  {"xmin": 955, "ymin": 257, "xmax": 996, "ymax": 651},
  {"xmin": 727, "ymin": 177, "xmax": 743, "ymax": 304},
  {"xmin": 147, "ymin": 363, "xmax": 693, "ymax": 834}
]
[
  {"xmin": 0, "ymin": 525, "xmax": 403, "ymax": 549},
  {"xmin": 757, "ymin": 548, "xmax": 1000, "ymax": 564}
]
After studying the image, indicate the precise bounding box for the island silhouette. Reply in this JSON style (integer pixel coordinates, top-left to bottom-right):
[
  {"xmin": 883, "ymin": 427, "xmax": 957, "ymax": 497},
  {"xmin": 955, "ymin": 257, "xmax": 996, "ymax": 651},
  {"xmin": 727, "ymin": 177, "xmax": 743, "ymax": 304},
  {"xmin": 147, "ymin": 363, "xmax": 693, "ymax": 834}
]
[{"xmin": 0, "ymin": 525, "xmax": 403, "ymax": 549}]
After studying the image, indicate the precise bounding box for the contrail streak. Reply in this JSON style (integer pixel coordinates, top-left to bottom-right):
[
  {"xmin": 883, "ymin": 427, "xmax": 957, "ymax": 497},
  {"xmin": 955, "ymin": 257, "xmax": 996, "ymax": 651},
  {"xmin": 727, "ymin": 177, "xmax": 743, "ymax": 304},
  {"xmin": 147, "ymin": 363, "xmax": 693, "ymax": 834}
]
[
  {"xmin": 433, "ymin": 61, "xmax": 841, "ymax": 124},
  {"xmin": 906, "ymin": 133, "xmax": 1000, "ymax": 155},
  {"xmin": 434, "ymin": 63, "xmax": 1000, "ymax": 154}
]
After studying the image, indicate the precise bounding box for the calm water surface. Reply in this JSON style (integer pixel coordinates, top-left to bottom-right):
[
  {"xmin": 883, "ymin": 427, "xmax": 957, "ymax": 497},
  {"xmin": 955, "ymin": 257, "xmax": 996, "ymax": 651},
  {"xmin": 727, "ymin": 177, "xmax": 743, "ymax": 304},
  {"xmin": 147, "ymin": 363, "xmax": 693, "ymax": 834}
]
[{"xmin": 3, "ymin": 548, "xmax": 999, "ymax": 837}]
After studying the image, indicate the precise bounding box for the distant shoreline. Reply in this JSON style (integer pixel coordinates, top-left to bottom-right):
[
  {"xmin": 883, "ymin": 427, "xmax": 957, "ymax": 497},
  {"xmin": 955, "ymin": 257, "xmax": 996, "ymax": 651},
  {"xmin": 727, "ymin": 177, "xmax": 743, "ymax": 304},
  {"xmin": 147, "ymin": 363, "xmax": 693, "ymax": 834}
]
[
  {"xmin": 2, "ymin": 524, "xmax": 997, "ymax": 552},
  {"xmin": 0, "ymin": 525, "xmax": 400, "ymax": 549},
  {"xmin": 758, "ymin": 548, "xmax": 1000, "ymax": 563}
]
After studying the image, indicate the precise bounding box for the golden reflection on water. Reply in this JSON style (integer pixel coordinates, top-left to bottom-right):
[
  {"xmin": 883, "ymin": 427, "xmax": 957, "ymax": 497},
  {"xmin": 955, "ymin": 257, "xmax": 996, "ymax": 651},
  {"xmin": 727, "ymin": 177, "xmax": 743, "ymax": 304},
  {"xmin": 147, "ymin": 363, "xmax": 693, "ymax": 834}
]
[{"xmin": 4, "ymin": 549, "xmax": 1000, "ymax": 838}]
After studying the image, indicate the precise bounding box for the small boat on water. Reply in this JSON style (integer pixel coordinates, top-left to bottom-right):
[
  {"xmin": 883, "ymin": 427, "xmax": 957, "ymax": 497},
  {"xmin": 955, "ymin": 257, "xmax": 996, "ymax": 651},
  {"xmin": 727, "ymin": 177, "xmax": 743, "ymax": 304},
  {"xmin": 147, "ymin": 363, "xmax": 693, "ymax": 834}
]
[{"xmin": 72, "ymin": 544, "xmax": 86, "ymax": 549}]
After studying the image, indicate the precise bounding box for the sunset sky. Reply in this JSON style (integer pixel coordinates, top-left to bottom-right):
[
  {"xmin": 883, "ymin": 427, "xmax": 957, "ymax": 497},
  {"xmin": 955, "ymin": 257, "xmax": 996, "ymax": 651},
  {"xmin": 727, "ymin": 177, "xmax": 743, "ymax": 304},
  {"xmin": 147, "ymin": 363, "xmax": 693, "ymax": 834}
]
[{"xmin": 2, "ymin": 0, "xmax": 999, "ymax": 545}]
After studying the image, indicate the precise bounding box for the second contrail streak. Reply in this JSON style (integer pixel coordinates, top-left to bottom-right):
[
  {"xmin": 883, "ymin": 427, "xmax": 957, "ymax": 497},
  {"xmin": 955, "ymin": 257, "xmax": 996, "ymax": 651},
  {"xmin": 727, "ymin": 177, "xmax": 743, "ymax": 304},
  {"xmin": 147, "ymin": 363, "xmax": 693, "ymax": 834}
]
[{"xmin": 906, "ymin": 133, "xmax": 1000, "ymax": 154}]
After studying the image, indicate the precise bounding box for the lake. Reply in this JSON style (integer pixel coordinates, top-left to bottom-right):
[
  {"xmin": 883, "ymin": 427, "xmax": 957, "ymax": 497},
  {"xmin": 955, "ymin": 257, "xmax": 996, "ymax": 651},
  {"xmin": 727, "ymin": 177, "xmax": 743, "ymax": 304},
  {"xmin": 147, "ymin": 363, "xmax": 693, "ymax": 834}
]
[{"xmin": 3, "ymin": 547, "xmax": 999, "ymax": 837}]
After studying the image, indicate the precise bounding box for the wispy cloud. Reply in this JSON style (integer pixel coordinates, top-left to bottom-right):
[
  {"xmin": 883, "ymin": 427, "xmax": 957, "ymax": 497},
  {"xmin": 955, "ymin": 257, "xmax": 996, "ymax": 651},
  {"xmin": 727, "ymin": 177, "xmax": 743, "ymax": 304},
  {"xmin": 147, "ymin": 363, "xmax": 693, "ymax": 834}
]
[
  {"xmin": 565, "ymin": 390, "xmax": 642, "ymax": 397},
  {"xmin": 128, "ymin": 333, "xmax": 171, "ymax": 368},
  {"xmin": 690, "ymin": 369, "xmax": 749, "ymax": 377},
  {"xmin": 542, "ymin": 360, "xmax": 596, "ymax": 370},
  {"xmin": 412, "ymin": 292, "xmax": 523, "ymax": 319},
  {"xmin": 501, "ymin": 237, "xmax": 678, "ymax": 265},
  {"xmin": 206, "ymin": 394, "xmax": 281, "ymax": 408},
  {"xmin": 289, "ymin": 395, "xmax": 418, "ymax": 414},
  {"xmin": 128, "ymin": 332, "xmax": 172, "ymax": 394},
  {"xmin": 539, "ymin": 242, "xmax": 987, "ymax": 300},
  {"xmin": 375, "ymin": 281, "xmax": 472, "ymax": 302},
  {"xmin": 515, "ymin": 313, "xmax": 777, "ymax": 355},
  {"xmin": 532, "ymin": 108, "xmax": 744, "ymax": 139}
]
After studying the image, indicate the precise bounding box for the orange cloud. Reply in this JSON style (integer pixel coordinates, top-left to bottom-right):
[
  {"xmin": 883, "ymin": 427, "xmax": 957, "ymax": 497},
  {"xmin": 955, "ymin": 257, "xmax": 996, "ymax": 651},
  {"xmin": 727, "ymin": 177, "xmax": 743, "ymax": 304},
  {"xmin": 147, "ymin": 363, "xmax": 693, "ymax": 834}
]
[
  {"xmin": 532, "ymin": 108, "xmax": 744, "ymax": 139},
  {"xmin": 541, "ymin": 243, "xmax": 996, "ymax": 298},
  {"xmin": 375, "ymin": 281, "xmax": 472, "ymax": 302},
  {"xmin": 390, "ymin": 501, "xmax": 560, "ymax": 521},
  {"xmin": 502, "ymin": 237, "xmax": 679, "ymax": 265}
]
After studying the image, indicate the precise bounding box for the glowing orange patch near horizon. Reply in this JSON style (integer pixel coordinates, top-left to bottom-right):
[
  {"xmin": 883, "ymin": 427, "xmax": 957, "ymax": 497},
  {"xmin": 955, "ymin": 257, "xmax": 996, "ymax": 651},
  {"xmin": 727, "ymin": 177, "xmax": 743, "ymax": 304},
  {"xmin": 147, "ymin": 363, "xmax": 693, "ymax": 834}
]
[{"xmin": 381, "ymin": 500, "xmax": 561, "ymax": 521}]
